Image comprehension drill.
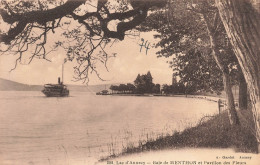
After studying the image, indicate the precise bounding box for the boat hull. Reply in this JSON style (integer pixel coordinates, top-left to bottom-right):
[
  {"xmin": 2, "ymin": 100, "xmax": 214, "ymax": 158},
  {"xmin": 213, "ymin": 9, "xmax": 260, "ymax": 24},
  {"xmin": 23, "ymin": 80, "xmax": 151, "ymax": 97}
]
[
  {"xmin": 42, "ymin": 84, "xmax": 69, "ymax": 97},
  {"xmin": 42, "ymin": 89, "xmax": 69, "ymax": 97}
]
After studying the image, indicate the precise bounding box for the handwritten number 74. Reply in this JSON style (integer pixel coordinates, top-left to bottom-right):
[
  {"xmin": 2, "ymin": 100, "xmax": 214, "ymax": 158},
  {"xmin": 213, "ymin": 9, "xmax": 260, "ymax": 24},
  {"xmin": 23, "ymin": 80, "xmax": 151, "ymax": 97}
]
[{"xmin": 139, "ymin": 38, "xmax": 150, "ymax": 55}]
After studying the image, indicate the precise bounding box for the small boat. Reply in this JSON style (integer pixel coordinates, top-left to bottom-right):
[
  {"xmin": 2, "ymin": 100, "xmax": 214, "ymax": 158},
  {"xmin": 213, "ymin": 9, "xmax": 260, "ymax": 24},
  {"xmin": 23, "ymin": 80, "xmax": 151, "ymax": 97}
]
[
  {"xmin": 96, "ymin": 90, "xmax": 110, "ymax": 95},
  {"xmin": 42, "ymin": 78, "xmax": 69, "ymax": 97},
  {"xmin": 96, "ymin": 85, "xmax": 110, "ymax": 95}
]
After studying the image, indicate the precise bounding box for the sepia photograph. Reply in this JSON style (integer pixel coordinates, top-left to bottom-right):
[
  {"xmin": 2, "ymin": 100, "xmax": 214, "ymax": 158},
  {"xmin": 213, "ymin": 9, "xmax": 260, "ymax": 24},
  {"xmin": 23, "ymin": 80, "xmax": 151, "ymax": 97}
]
[{"xmin": 0, "ymin": 0, "xmax": 259, "ymax": 165}]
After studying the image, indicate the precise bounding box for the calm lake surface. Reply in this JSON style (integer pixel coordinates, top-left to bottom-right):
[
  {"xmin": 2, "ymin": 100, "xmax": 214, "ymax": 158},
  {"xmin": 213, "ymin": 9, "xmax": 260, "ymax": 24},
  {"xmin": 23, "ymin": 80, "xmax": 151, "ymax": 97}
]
[{"xmin": 0, "ymin": 91, "xmax": 218, "ymax": 165}]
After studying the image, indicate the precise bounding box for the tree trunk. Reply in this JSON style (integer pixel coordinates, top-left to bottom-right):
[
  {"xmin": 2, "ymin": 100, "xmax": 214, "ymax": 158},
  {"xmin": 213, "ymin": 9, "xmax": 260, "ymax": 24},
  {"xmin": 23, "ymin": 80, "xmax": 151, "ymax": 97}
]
[
  {"xmin": 239, "ymin": 72, "xmax": 248, "ymax": 110},
  {"xmin": 202, "ymin": 13, "xmax": 240, "ymax": 126},
  {"xmin": 216, "ymin": 0, "xmax": 260, "ymax": 152},
  {"xmin": 223, "ymin": 72, "xmax": 240, "ymax": 125}
]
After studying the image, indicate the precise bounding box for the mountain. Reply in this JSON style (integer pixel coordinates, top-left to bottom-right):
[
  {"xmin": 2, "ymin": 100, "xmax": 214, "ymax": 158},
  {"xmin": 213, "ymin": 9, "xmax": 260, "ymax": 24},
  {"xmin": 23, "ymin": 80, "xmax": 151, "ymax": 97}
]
[
  {"xmin": 0, "ymin": 78, "xmax": 42, "ymax": 91},
  {"xmin": 0, "ymin": 78, "xmax": 116, "ymax": 92}
]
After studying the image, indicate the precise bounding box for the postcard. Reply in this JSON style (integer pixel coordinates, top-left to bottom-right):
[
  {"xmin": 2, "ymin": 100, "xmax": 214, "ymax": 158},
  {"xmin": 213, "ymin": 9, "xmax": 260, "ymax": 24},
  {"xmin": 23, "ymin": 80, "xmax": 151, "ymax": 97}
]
[{"xmin": 0, "ymin": 0, "xmax": 259, "ymax": 165}]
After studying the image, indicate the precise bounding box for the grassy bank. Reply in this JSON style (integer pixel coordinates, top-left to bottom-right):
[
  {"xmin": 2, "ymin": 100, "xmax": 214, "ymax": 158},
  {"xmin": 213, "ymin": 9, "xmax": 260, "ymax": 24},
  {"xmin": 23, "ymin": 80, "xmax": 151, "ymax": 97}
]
[{"xmin": 101, "ymin": 110, "xmax": 258, "ymax": 161}]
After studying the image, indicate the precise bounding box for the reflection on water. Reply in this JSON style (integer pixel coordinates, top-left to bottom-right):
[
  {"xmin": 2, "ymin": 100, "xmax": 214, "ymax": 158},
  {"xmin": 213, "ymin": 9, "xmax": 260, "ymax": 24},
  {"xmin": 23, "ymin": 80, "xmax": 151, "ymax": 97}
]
[{"xmin": 0, "ymin": 91, "xmax": 218, "ymax": 165}]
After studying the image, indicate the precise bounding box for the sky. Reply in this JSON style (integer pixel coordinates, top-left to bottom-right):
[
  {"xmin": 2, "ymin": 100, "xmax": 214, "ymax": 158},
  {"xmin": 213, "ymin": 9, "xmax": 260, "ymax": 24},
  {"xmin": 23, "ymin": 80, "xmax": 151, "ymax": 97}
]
[
  {"xmin": 0, "ymin": 0, "xmax": 174, "ymax": 86},
  {"xmin": 0, "ymin": 31, "xmax": 173, "ymax": 85}
]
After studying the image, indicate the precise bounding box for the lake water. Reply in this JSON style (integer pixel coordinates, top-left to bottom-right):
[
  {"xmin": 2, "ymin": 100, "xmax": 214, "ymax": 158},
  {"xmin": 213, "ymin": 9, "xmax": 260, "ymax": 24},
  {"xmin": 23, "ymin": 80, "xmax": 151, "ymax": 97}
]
[{"xmin": 0, "ymin": 91, "xmax": 218, "ymax": 165}]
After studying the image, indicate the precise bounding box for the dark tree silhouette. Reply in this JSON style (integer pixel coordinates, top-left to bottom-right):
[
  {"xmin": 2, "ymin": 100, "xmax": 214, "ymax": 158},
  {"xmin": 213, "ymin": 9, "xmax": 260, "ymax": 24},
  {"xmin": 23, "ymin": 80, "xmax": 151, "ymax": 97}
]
[{"xmin": 134, "ymin": 71, "xmax": 155, "ymax": 94}]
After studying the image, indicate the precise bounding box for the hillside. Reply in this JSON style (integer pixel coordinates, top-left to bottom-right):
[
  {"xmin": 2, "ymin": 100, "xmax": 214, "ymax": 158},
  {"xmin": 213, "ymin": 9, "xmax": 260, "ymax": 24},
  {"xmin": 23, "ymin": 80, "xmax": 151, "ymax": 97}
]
[{"xmin": 0, "ymin": 78, "xmax": 42, "ymax": 91}]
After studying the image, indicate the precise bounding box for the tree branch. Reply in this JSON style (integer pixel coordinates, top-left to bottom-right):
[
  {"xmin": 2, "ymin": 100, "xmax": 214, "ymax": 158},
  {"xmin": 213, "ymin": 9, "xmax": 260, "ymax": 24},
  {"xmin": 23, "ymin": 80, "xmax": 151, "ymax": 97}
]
[{"xmin": 0, "ymin": 0, "xmax": 86, "ymax": 44}]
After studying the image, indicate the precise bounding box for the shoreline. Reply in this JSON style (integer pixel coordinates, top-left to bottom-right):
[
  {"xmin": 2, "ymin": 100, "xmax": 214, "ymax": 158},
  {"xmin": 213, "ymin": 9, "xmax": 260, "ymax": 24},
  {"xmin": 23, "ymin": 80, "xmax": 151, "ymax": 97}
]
[
  {"xmin": 99, "ymin": 110, "xmax": 258, "ymax": 163},
  {"xmin": 100, "ymin": 93, "xmax": 225, "ymax": 103}
]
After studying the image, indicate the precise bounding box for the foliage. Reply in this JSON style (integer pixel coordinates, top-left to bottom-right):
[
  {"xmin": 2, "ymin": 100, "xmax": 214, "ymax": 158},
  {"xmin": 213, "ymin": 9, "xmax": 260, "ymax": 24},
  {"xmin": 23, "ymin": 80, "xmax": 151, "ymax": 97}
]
[
  {"xmin": 109, "ymin": 83, "xmax": 136, "ymax": 94},
  {"xmin": 162, "ymin": 82, "xmax": 189, "ymax": 94},
  {"xmin": 110, "ymin": 71, "xmax": 160, "ymax": 94},
  {"xmin": 134, "ymin": 71, "xmax": 157, "ymax": 94},
  {"xmin": 152, "ymin": 84, "xmax": 161, "ymax": 94},
  {"xmin": 140, "ymin": 0, "xmax": 240, "ymax": 94}
]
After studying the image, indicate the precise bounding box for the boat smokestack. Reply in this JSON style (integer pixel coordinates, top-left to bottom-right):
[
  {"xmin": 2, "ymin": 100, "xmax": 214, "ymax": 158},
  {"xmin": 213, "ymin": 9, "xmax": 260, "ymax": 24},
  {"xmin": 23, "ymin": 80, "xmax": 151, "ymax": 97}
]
[{"xmin": 58, "ymin": 77, "xmax": 61, "ymax": 84}]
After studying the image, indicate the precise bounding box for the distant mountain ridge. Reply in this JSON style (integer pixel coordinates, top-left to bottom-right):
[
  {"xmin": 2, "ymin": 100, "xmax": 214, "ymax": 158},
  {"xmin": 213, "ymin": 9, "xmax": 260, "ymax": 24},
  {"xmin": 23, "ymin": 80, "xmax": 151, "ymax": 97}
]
[
  {"xmin": 0, "ymin": 78, "xmax": 115, "ymax": 92},
  {"xmin": 0, "ymin": 78, "xmax": 41, "ymax": 91}
]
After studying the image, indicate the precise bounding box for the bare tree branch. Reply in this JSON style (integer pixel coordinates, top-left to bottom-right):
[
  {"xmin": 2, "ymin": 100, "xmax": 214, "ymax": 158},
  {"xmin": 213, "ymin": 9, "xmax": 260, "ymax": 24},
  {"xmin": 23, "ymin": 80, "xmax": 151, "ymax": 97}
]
[{"xmin": 0, "ymin": 0, "xmax": 166, "ymax": 82}]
